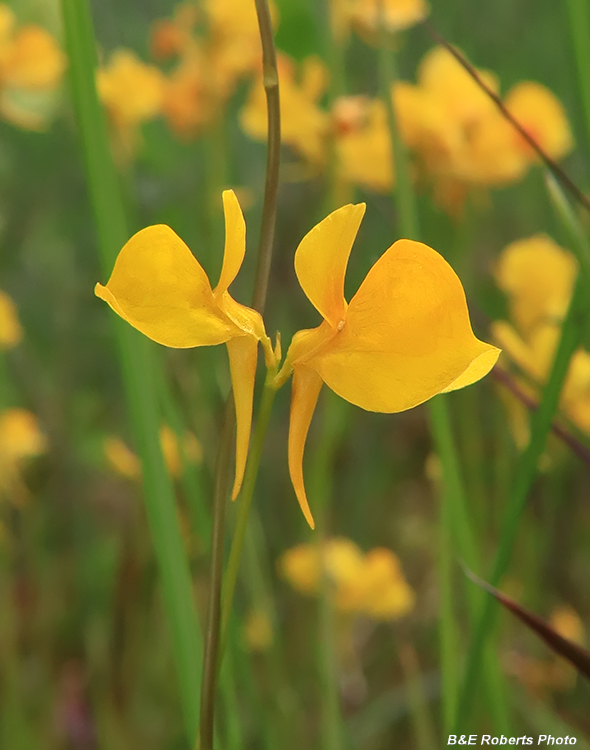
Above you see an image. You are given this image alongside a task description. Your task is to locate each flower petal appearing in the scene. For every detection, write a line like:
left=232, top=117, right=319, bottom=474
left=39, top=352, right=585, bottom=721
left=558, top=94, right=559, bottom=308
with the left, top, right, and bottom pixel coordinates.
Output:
left=294, top=203, right=366, bottom=328
left=216, top=190, right=246, bottom=295
left=308, top=239, right=499, bottom=411
left=288, top=365, right=323, bottom=529
left=95, top=224, right=235, bottom=347
left=226, top=335, right=258, bottom=500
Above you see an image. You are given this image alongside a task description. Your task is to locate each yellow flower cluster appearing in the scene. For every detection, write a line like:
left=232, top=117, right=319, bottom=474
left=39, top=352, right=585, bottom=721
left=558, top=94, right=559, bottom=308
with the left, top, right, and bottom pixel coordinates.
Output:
left=98, top=0, right=277, bottom=154
left=395, top=47, right=573, bottom=213
left=491, top=235, right=590, bottom=437
left=240, top=45, right=571, bottom=212
left=0, top=3, right=65, bottom=130
left=279, top=537, right=414, bottom=621
left=96, top=190, right=498, bottom=526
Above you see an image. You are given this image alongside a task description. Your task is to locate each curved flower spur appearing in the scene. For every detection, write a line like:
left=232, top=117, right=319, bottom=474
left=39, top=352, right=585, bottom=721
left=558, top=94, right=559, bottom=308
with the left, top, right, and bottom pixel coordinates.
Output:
left=276, top=203, right=500, bottom=529
left=95, top=189, right=274, bottom=500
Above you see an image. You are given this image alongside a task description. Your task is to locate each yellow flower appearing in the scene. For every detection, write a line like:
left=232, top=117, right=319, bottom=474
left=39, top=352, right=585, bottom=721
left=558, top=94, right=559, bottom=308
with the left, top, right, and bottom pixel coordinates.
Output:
left=0, top=408, right=47, bottom=502
left=334, top=98, right=395, bottom=192
left=242, top=609, right=273, bottom=652
left=282, top=203, right=500, bottom=527
left=162, top=49, right=210, bottom=140
left=241, top=54, right=330, bottom=166
left=104, top=435, right=142, bottom=480
left=0, top=4, right=65, bottom=130
left=97, top=49, right=165, bottom=156
left=332, top=0, right=429, bottom=39
left=279, top=537, right=414, bottom=621
left=104, top=427, right=201, bottom=480
left=95, top=190, right=272, bottom=499
left=150, top=3, right=198, bottom=62
left=491, top=235, right=590, bottom=436
left=0, top=290, right=22, bottom=349
left=495, top=234, right=576, bottom=338
left=504, top=82, right=573, bottom=163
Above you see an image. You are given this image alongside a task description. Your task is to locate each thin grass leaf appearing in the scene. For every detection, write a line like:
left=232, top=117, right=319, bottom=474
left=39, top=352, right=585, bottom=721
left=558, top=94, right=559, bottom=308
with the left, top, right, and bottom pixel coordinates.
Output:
left=61, top=0, right=202, bottom=739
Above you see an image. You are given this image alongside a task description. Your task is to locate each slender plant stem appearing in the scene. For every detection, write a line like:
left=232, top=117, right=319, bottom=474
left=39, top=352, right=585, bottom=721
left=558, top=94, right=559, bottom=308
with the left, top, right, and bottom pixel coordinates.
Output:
left=311, top=391, right=349, bottom=750
left=566, top=0, right=590, bottom=162
left=200, top=401, right=234, bottom=750
left=376, top=19, right=509, bottom=731
left=454, top=269, right=588, bottom=728
left=252, top=0, right=281, bottom=315
left=219, top=383, right=277, bottom=656
left=61, top=0, right=202, bottom=740
left=198, top=0, right=281, bottom=742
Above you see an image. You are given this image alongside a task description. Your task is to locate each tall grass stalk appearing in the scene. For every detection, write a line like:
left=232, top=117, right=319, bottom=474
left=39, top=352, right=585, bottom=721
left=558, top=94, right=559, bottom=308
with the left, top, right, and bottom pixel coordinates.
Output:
left=61, top=0, right=202, bottom=739
left=453, top=180, right=590, bottom=726
left=376, top=21, right=508, bottom=733
left=566, top=0, right=590, bottom=161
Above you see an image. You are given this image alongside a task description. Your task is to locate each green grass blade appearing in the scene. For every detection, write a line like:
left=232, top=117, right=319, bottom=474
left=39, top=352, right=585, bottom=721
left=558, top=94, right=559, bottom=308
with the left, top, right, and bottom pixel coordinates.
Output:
left=454, top=268, right=588, bottom=728
left=377, top=29, right=509, bottom=733
left=61, top=0, right=202, bottom=739
left=566, top=0, right=590, bottom=160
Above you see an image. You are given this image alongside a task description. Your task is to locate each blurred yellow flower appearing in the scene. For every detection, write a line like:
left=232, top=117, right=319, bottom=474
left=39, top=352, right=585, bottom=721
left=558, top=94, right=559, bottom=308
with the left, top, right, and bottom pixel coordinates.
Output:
left=281, top=203, right=500, bottom=527
left=103, top=435, right=142, bottom=480
left=0, top=408, right=47, bottom=503
left=495, top=235, right=576, bottom=338
left=334, top=97, right=395, bottom=192
left=279, top=537, right=414, bottom=621
left=162, top=49, right=210, bottom=140
left=150, top=3, right=198, bottom=62
left=96, top=190, right=273, bottom=499
left=241, top=54, right=330, bottom=166
left=104, top=427, right=203, bottom=481
left=242, top=609, right=274, bottom=652
left=504, top=82, right=573, bottom=163
left=97, top=49, right=165, bottom=157
left=394, top=46, right=573, bottom=213
left=0, top=290, right=22, bottom=349
left=204, top=0, right=277, bottom=101
left=491, top=235, right=590, bottom=436
left=0, top=4, right=66, bottom=130
left=331, top=0, right=429, bottom=40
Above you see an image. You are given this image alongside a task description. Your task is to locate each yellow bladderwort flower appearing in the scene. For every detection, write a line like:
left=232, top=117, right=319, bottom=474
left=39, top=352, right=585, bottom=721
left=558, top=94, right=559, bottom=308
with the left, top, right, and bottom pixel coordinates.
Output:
left=330, top=0, right=429, bottom=41
left=95, top=190, right=273, bottom=499
left=104, top=426, right=202, bottom=480
left=279, top=537, right=414, bottom=620
left=0, top=290, right=22, bottom=349
left=334, top=97, right=395, bottom=192
left=504, top=82, right=573, bottom=164
left=491, top=235, right=590, bottom=437
left=0, top=3, right=66, bottom=130
left=276, top=203, right=500, bottom=527
left=97, top=49, right=165, bottom=158
left=0, top=408, right=47, bottom=503
left=495, top=234, right=576, bottom=338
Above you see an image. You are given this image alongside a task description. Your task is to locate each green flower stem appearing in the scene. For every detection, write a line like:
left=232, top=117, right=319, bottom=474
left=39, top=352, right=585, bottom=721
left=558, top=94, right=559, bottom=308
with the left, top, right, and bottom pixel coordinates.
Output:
left=198, top=0, right=280, bottom=742
left=310, top=391, right=350, bottom=750
left=252, top=0, right=281, bottom=314
left=61, top=0, right=202, bottom=740
left=219, top=382, right=277, bottom=657
left=376, top=21, right=509, bottom=732
left=199, top=401, right=234, bottom=750
left=566, top=0, right=590, bottom=161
